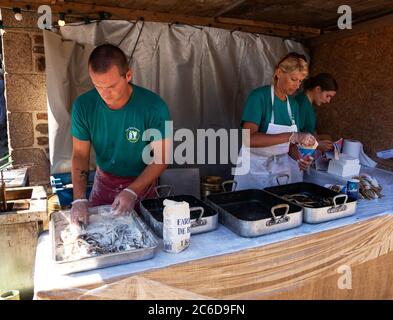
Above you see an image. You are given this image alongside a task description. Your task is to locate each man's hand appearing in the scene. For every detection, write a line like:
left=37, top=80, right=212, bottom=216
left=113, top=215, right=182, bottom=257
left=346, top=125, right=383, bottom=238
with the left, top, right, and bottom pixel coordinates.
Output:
left=298, top=156, right=313, bottom=171
left=112, top=188, right=138, bottom=216
left=71, top=199, right=89, bottom=225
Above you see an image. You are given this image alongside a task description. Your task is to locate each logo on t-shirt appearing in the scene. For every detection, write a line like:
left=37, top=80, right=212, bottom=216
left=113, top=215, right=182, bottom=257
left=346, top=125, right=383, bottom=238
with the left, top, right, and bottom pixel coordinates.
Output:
left=125, top=127, right=141, bottom=143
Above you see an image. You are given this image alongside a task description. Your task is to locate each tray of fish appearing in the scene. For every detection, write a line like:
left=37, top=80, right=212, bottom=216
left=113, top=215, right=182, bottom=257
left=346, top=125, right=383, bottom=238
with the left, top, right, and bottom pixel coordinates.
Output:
left=205, top=189, right=303, bottom=237
left=140, top=194, right=218, bottom=238
left=50, top=205, right=159, bottom=275
left=264, top=182, right=357, bottom=224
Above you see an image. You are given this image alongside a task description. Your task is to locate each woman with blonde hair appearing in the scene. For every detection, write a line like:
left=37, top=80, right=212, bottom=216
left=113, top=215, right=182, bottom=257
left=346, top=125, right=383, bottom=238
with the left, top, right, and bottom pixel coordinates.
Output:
left=233, top=52, right=317, bottom=190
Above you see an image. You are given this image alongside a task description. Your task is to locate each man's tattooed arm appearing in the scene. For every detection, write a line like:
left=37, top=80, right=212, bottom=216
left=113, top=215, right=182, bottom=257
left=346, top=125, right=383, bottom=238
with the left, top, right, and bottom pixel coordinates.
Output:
left=77, top=169, right=89, bottom=182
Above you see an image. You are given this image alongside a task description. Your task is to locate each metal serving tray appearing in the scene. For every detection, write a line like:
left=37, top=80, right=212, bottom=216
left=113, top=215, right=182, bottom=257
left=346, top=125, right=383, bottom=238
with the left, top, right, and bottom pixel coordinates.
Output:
left=140, top=194, right=219, bottom=238
left=264, top=182, right=357, bottom=224
left=206, top=189, right=303, bottom=237
left=50, top=205, right=159, bottom=275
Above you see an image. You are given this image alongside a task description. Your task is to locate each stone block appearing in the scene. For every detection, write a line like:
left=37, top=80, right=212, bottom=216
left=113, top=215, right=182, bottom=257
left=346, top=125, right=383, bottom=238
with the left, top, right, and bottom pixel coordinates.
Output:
left=8, top=113, right=34, bottom=148
left=11, top=148, right=50, bottom=184
left=36, top=113, right=48, bottom=120
left=3, top=32, right=33, bottom=73
left=4, top=74, right=47, bottom=112
left=28, top=165, right=50, bottom=185
left=37, top=137, right=49, bottom=146
left=33, top=46, right=45, bottom=54
left=33, top=35, right=44, bottom=45
left=34, top=55, right=46, bottom=73
left=35, top=124, right=48, bottom=135
left=11, top=148, right=49, bottom=167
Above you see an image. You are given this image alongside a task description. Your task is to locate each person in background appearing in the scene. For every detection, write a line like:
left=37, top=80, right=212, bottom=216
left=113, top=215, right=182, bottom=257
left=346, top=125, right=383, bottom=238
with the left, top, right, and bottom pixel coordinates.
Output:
left=70, top=44, right=171, bottom=225
left=296, top=73, right=338, bottom=152
left=233, top=52, right=317, bottom=190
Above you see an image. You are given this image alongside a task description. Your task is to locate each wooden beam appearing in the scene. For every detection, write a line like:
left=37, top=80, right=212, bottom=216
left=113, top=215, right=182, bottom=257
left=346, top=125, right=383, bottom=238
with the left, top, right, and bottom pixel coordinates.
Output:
left=0, top=0, right=320, bottom=39
left=307, top=12, right=393, bottom=47
left=213, top=0, right=248, bottom=18
left=217, top=17, right=320, bottom=35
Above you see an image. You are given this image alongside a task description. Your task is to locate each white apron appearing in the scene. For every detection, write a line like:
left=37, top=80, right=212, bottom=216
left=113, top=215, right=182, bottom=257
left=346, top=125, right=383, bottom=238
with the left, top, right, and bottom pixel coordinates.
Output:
left=289, top=156, right=304, bottom=183
left=234, top=86, right=298, bottom=190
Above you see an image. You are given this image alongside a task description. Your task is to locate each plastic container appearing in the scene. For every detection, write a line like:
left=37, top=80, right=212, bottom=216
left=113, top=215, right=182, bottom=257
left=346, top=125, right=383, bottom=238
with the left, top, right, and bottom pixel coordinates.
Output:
left=50, top=171, right=95, bottom=206
left=298, top=147, right=316, bottom=158
left=347, top=179, right=360, bottom=199
left=163, top=199, right=191, bottom=253
left=200, top=176, right=223, bottom=200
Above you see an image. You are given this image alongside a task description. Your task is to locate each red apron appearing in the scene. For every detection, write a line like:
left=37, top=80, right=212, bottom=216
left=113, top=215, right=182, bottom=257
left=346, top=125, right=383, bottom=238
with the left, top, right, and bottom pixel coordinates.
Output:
left=88, top=167, right=157, bottom=212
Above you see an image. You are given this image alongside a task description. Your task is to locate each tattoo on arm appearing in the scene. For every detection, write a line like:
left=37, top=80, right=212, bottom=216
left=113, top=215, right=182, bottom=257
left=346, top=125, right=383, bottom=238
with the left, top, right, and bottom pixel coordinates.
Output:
left=77, top=169, right=89, bottom=182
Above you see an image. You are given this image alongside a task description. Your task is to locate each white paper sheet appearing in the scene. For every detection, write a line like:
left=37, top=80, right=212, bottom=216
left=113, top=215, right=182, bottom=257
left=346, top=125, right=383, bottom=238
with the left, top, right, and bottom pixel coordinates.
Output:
left=377, top=149, right=393, bottom=160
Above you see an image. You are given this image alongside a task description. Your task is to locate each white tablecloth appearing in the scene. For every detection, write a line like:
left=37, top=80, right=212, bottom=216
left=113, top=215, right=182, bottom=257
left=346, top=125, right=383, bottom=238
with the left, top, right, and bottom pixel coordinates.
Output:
left=34, top=166, right=393, bottom=297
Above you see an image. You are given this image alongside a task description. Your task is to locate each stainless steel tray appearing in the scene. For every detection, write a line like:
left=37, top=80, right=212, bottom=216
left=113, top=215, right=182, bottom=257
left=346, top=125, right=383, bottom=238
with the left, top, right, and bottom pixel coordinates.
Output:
left=206, top=189, right=303, bottom=237
left=140, top=194, right=219, bottom=238
left=264, top=182, right=357, bottom=224
left=50, top=205, right=159, bottom=275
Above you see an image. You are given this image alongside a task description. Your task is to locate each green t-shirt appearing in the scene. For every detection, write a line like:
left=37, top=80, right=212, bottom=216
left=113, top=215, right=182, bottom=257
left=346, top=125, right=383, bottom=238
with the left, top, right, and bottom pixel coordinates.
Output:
left=71, top=84, right=171, bottom=177
left=296, top=92, right=316, bottom=134
left=241, top=85, right=301, bottom=133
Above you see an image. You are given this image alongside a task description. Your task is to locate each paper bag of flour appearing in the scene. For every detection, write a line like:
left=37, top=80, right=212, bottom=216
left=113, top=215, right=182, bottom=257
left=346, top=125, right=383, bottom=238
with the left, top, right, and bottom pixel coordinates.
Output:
left=162, top=199, right=191, bottom=253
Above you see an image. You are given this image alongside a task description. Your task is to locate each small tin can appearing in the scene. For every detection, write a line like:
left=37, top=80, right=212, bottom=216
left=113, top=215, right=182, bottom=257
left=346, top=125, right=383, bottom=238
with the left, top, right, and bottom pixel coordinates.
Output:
left=347, top=179, right=360, bottom=199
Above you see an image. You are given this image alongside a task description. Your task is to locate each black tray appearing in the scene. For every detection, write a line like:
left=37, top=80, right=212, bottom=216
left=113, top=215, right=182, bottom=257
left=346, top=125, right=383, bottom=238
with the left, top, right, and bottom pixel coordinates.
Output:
left=206, top=189, right=302, bottom=221
left=265, top=182, right=356, bottom=208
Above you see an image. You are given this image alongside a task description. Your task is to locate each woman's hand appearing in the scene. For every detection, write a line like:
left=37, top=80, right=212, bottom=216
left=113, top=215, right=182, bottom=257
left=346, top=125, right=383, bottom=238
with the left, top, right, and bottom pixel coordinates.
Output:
left=298, top=156, right=313, bottom=171
left=289, top=132, right=317, bottom=147
left=317, top=140, right=334, bottom=152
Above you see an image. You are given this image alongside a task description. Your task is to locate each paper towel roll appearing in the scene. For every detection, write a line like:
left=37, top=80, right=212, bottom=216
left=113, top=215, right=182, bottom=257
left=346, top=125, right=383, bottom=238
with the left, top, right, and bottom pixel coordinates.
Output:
left=342, top=139, right=377, bottom=168
left=343, top=139, right=361, bottom=159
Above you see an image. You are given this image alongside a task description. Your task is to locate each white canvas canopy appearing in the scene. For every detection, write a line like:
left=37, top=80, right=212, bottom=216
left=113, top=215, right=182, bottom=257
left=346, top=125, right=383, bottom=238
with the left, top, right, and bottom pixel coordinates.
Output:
left=43, top=20, right=308, bottom=175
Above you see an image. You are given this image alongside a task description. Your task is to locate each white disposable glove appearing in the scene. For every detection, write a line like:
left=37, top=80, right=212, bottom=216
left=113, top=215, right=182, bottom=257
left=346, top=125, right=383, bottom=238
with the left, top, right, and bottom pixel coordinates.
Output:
left=289, top=132, right=316, bottom=147
left=71, top=198, right=89, bottom=225
left=112, top=188, right=138, bottom=216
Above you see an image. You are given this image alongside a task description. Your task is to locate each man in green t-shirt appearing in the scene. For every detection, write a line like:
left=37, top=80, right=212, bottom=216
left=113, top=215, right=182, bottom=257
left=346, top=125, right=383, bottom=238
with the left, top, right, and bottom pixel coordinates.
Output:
left=71, top=44, right=171, bottom=225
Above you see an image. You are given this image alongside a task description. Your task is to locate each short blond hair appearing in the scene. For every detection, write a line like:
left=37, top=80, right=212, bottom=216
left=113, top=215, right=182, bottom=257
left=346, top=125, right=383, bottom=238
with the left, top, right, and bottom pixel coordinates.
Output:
left=273, top=52, right=308, bottom=84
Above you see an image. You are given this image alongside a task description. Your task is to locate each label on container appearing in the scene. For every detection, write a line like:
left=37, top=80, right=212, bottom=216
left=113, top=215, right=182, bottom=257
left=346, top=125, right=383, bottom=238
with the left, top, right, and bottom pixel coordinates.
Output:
left=347, top=179, right=360, bottom=199
left=163, top=200, right=191, bottom=253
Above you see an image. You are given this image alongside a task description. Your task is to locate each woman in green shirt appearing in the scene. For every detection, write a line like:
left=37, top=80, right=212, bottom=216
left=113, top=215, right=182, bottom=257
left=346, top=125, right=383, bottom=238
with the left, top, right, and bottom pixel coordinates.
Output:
left=233, top=52, right=317, bottom=190
left=296, top=73, right=338, bottom=152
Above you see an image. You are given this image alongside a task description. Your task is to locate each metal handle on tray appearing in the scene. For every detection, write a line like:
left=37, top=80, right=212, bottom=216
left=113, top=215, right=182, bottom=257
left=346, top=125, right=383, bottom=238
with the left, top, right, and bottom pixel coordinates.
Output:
left=221, top=180, right=237, bottom=192
left=332, top=194, right=348, bottom=207
left=276, top=174, right=290, bottom=186
left=270, top=204, right=290, bottom=222
left=190, top=206, right=205, bottom=221
left=154, top=185, right=173, bottom=198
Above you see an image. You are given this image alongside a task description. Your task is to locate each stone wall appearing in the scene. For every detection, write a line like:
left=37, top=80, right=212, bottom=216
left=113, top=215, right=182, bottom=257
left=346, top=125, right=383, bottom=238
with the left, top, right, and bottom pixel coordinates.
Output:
left=1, top=9, right=49, bottom=185
left=309, top=24, right=393, bottom=172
